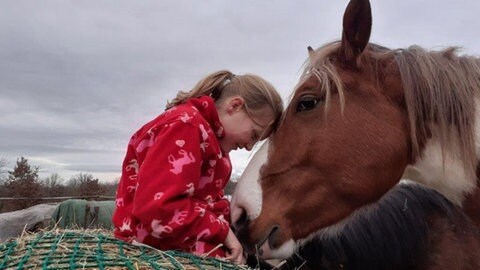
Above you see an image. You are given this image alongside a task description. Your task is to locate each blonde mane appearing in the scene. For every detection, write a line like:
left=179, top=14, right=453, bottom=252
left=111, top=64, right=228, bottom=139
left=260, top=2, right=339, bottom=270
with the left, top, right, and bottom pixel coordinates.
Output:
left=396, top=46, right=480, bottom=180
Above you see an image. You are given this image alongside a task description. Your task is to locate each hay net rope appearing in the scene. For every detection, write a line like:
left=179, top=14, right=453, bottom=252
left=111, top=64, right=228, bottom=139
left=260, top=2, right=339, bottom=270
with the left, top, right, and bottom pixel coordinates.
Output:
left=0, top=230, right=248, bottom=270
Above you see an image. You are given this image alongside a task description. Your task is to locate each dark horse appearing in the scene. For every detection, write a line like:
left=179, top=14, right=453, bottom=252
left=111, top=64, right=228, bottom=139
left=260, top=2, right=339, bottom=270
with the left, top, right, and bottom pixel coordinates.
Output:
left=273, top=183, right=480, bottom=270
left=231, top=0, right=480, bottom=269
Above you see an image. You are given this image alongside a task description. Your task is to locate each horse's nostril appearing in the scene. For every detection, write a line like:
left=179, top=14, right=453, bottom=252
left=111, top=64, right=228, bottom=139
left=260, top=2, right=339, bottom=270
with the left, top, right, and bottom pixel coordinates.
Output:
left=232, top=207, right=249, bottom=232
left=267, top=225, right=280, bottom=249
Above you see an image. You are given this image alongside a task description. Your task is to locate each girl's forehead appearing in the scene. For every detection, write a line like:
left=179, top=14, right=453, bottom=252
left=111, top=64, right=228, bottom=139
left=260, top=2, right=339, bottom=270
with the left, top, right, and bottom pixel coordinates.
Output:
left=251, top=109, right=276, bottom=139
left=251, top=108, right=274, bottom=128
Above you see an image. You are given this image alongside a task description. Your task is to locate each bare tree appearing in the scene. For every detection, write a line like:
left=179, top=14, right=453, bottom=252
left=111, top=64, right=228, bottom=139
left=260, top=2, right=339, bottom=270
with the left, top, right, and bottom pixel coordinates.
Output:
left=42, top=173, right=65, bottom=197
left=69, top=173, right=106, bottom=198
left=102, top=178, right=119, bottom=197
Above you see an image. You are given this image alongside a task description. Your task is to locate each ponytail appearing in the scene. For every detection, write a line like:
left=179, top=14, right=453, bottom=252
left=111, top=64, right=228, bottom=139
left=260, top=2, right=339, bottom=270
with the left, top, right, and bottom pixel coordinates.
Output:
left=165, top=70, right=283, bottom=139
left=166, top=70, right=235, bottom=110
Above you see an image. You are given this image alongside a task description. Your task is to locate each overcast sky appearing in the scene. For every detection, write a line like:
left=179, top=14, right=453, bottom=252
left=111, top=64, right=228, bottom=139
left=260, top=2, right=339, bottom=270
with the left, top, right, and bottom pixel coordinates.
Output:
left=1, top=0, right=480, bottom=183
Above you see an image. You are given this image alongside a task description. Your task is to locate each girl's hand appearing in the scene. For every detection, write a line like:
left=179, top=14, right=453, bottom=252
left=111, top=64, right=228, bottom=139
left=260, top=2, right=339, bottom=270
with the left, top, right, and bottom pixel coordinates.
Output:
left=224, top=228, right=246, bottom=264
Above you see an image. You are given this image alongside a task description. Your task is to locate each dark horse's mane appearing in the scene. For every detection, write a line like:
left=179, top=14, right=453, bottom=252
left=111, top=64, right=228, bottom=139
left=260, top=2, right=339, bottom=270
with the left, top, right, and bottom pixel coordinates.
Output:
left=280, top=183, right=472, bottom=270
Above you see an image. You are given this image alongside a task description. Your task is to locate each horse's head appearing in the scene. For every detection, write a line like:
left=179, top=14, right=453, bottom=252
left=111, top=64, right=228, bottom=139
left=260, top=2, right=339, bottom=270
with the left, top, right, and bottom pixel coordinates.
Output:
left=232, top=0, right=413, bottom=259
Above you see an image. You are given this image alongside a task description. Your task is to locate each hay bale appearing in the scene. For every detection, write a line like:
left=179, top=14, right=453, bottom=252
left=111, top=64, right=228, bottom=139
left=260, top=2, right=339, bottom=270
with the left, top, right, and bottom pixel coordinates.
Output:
left=0, top=229, right=248, bottom=270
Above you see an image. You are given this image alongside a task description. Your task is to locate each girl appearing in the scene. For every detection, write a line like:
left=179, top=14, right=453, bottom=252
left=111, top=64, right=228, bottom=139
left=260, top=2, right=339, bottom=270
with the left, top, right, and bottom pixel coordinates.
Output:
left=112, top=70, right=283, bottom=264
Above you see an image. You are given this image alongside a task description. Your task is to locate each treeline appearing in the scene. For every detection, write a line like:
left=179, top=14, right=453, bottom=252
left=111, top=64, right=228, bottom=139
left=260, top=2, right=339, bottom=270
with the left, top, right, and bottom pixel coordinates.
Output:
left=0, top=157, right=118, bottom=213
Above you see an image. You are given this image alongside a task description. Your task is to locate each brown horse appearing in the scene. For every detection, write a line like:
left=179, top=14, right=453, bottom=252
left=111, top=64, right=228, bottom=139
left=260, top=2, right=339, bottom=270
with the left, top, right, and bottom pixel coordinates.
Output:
left=231, top=0, right=480, bottom=268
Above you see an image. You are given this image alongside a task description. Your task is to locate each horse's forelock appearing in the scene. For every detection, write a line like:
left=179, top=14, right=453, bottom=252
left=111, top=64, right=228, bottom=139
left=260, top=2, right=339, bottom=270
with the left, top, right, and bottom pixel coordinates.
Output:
left=290, top=41, right=347, bottom=118
left=293, top=41, right=392, bottom=119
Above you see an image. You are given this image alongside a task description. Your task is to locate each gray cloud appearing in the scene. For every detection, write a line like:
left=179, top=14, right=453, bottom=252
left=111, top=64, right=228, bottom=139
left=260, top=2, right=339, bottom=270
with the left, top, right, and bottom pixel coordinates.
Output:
left=1, top=0, right=480, bottom=181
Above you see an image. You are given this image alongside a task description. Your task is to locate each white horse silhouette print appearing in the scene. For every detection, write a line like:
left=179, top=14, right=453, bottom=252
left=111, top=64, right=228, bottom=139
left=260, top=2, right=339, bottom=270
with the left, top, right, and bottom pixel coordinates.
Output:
left=119, top=217, right=132, bottom=232
left=125, top=159, right=138, bottom=173
left=126, top=183, right=138, bottom=193
left=199, top=124, right=210, bottom=152
left=210, top=214, right=228, bottom=226
left=199, top=168, right=215, bottom=189
left=192, top=228, right=212, bottom=255
left=136, top=129, right=156, bottom=153
left=199, top=124, right=209, bottom=140
left=179, top=112, right=193, bottom=123
left=126, top=159, right=139, bottom=180
left=184, top=182, right=194, bottom=197
left=168, top=149, right=196, bottom=175
left=151, top=219, right=173, bottom=239
left=200, top=142, right=210, bottom=152
left=125, top=159, right=139, bottom=179
left=169, top=209, right=189, bottom=225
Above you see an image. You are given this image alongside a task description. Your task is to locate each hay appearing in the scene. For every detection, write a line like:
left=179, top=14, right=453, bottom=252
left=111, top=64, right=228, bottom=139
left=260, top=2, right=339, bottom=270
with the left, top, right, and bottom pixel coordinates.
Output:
left=0, top=229, right=249, bottom=270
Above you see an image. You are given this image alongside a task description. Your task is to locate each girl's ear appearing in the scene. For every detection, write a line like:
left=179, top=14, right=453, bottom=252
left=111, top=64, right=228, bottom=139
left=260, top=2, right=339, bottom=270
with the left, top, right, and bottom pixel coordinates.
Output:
left=227, top=96, right=245, bottom=113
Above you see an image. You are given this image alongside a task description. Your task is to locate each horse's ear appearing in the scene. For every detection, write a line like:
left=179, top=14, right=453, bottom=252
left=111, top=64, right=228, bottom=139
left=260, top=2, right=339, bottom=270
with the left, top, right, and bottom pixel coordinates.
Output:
left=339, top=0, right=372, bottom=65
left=307, top=46, right=315, bottom=60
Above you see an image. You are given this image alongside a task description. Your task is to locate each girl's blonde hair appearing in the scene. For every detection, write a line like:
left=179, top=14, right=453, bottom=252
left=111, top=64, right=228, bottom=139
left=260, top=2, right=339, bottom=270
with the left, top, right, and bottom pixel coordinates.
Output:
left=166, top=70, right=283, bottom=137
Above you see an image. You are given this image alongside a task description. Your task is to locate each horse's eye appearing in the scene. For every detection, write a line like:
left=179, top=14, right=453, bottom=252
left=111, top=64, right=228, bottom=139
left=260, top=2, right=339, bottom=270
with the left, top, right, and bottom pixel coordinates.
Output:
left=296, top=95, right=319, bottom=112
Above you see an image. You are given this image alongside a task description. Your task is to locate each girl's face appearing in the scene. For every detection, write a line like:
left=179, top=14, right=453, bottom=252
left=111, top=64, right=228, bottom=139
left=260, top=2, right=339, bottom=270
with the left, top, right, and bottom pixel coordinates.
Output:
left=218, top=97, right=273, bottom=153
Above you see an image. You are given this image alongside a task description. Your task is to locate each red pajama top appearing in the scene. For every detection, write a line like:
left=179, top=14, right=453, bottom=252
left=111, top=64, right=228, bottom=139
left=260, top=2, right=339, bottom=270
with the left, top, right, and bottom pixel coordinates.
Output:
left=112, top=96, right=232, bottom=257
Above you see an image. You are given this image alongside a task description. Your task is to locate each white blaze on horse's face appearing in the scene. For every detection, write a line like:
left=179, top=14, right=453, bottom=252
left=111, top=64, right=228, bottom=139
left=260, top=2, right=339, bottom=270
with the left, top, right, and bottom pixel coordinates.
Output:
left=231, top=141, right=297, bottom=259
left=230, top=141, right=267, bottom=224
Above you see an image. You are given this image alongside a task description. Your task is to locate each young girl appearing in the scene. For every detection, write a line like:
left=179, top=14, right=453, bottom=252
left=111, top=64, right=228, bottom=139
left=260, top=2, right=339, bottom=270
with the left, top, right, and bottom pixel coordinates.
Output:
left=112, top=70, right=283, bottom=264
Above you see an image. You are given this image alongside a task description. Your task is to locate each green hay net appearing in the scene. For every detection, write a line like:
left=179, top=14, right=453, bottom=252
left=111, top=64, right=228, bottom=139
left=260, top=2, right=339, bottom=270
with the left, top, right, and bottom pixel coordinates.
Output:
left=0, top=230, right=248, bottom=270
